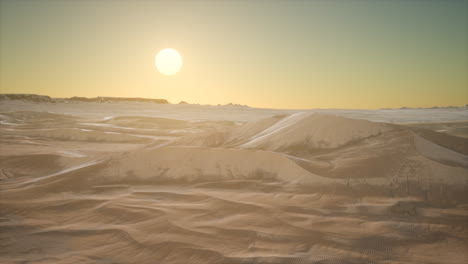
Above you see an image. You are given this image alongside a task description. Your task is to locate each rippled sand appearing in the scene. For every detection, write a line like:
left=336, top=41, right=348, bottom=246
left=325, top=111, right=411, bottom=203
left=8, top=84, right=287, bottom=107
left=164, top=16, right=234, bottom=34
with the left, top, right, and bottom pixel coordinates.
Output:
left=1, top=102, right=467, bottom=264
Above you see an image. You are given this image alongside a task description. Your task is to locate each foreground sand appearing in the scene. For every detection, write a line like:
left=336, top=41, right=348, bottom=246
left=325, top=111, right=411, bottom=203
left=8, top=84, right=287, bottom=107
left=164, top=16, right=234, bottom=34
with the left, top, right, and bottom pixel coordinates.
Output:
left=1, top=102, right=467, bottom=263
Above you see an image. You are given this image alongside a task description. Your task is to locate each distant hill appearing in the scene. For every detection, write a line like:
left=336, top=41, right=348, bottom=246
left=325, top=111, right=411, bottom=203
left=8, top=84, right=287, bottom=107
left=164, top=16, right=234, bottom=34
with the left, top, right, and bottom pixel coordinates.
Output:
left=0, top=94, right=253, bottom=108
left=0, top=94, right=169, bottom=104
left=67, top=96, right=169, bottom=104
left=380, top=105, right=468, bottom=110
left=0, top=94, right=55, bottom=103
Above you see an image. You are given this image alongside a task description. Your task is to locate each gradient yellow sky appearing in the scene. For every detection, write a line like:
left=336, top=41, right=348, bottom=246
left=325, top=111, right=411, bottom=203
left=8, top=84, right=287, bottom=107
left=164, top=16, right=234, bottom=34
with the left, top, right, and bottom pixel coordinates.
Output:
left=1, top=1, right=467, bottom=109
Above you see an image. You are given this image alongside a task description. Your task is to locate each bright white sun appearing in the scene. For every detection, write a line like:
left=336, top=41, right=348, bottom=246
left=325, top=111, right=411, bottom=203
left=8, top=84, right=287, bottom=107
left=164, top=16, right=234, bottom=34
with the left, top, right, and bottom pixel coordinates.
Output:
left=155, top=48, right=182, bottom=75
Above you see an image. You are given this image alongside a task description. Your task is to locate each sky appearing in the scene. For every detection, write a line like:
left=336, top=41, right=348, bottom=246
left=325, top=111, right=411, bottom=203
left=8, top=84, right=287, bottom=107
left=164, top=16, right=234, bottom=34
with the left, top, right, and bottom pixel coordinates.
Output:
left=1, top=0, right=467, bottom=109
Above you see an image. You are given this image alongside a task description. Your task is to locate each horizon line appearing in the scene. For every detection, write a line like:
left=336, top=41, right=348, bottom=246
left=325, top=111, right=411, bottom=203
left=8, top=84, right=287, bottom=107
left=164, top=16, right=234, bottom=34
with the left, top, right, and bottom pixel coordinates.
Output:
left=1, top=93, right=467, bottom=111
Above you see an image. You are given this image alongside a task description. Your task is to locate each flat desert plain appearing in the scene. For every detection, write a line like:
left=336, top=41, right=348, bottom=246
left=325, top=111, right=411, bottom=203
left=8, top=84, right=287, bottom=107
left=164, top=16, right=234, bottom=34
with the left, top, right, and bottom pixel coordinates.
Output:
left=1, top=100, right=467, bottom=264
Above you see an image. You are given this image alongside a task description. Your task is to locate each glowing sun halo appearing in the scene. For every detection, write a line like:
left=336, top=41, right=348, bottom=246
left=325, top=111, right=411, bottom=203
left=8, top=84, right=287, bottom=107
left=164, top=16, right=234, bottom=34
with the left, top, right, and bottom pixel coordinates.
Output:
left=155, top=48, right=182, bottom=75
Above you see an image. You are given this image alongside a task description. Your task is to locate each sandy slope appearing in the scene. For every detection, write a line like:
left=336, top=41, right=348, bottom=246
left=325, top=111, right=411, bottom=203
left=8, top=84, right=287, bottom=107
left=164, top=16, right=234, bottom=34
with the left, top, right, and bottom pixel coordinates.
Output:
left=177, top=112, right=391, bottom=151
left=1, top=103, right=467, bottom=264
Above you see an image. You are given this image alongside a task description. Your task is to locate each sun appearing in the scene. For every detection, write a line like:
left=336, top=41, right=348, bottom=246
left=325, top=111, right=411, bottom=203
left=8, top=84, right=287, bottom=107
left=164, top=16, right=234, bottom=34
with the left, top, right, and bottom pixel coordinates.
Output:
left=155, top=48, right=182, bottom=75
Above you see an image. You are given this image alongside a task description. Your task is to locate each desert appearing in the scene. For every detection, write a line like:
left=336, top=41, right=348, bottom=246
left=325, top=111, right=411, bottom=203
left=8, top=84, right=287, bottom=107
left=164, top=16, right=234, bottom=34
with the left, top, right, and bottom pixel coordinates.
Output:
left=0, top=98, right=467, bottom=264
left=1, top=1, right=467, bottom=263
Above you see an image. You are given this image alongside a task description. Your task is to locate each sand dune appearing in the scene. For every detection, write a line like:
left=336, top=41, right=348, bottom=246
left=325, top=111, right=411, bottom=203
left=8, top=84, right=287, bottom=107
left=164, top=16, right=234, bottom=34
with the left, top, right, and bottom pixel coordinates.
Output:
left=0, top=153, right=87, bottom=180
left=1, top=105, right=467, bottom=264
left=1, top=127, right=153, bottom=143
left=406, top=121, right=468, bottom=138
left=236, top=113, right=390, bottom=151
left=177, top=113, right=391, bottom=151
left=99, top=146, right=334, bottom=184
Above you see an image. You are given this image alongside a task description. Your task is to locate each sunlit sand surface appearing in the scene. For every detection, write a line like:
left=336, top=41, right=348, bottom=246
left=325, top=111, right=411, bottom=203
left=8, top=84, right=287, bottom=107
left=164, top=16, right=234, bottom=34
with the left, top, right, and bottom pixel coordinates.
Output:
left=1, top=100, right=467, bottom=264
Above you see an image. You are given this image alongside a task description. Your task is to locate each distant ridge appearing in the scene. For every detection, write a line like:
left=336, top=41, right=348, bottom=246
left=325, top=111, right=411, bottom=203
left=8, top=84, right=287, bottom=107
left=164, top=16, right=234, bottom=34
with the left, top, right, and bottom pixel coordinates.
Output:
left=0, top=94, right=169, bottom=104
left=0, top=94, right=54, bottom=103
left=0, top=94, right=250, bottom=108
left=380, top=105, right=468, bottom=110
left=67, top=96, right=169, bottom=104
left=2, top=94, right=462, bottom=109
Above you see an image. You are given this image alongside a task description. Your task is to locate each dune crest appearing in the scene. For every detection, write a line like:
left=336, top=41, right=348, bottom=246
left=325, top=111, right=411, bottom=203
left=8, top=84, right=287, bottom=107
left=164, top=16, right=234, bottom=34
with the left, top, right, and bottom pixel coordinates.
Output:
left=177, top=112, right=391, bottom=151
left=236, top=112, right=390, bottom=151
